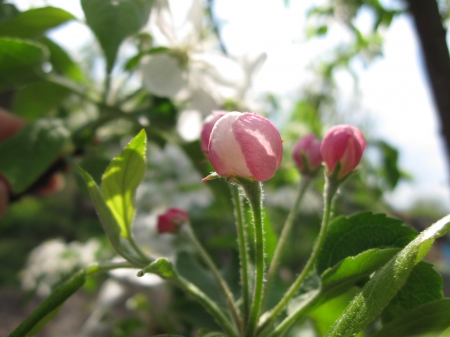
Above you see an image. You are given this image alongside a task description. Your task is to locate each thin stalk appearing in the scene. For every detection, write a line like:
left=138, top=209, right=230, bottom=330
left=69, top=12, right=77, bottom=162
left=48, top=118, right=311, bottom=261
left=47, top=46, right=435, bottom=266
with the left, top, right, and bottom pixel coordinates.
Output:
left=102, top=72, right=112, bottom=104
left=231, top=183, right=251, bottom=328
left=128, top=234, right=153, bottom=265
left=264, top=176, right=312, bottom=303
left=176, top=275, right=239, bottom=337
left=183, top=225, right=242, bottom=332
left=240, top=180, right=265, bottom=337
left=257, top=175, right=339, bottom=334
left=267, top=290, right=322, bottom=337
left=9, top=262, right=137, bottom=337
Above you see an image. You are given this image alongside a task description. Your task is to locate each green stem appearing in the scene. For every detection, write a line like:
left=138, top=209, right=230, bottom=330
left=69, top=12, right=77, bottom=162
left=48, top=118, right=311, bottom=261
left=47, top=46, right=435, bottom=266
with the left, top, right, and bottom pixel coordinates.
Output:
left=257, top=175, right=339, bottom=335
left=231, top=183, right=251, bottom=328
left=175, top=275, right=239, bottom=337
left=102, top=72, right=112, bottom=104
left=183, top=224, right=242, bottom=332
left=267, top=290, right=322, bottom=337
left=128, top=234, right=153, bottom=265
left=9, top=262, right=136, bottom=337
left=239, top=180, right=265, bottom=337
left=264, top=176, right=312, bottom=303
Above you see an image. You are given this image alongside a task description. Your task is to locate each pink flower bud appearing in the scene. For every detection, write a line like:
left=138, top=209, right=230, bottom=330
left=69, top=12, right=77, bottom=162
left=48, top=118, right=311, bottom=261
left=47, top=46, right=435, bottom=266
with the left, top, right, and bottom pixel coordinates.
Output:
left=292, top=134, right=322, bottom=175
left=321, top=125, right=366, bottom=179
left=200, top=110, right=227, bottom=156
left=208, top=111, right=283, bottom=182
left=157, top=208, right=189, bottom=234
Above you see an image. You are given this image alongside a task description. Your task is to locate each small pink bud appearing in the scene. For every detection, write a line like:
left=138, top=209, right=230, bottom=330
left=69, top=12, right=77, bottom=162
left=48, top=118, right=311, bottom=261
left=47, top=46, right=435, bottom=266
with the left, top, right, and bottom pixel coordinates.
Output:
left=208, top=111, right=283, bottom=182
left=292, top=134, right=322, bottom=175
left=157, top=208, right=189, bottom=234
left=321, top=125, right=366, bottom=179
left=200, top=110, right=228, bottom=156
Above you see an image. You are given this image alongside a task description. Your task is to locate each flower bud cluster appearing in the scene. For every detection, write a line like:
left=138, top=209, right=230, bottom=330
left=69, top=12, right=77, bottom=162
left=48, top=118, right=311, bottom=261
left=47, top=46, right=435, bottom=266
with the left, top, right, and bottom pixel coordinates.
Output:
left=200, top=110, right=366, bottom=182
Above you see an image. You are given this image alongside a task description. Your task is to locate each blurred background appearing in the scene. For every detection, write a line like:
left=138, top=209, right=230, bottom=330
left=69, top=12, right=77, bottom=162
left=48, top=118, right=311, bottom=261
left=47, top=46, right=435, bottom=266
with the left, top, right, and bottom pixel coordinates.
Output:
left=1, top=0, right=450, bottom=336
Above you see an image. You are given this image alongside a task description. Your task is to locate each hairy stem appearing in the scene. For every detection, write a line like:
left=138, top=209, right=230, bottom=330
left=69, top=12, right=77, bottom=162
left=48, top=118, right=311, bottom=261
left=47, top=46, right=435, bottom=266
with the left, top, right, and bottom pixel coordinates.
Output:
left=231, top=183, right=251, bottom=329
left=264, top=176, right=312, bottom=303
left=258, top=175, right=338, bottom=334
left=183, top=224, right=242, bottom=332
left=239, top=180, right=265, bottom=337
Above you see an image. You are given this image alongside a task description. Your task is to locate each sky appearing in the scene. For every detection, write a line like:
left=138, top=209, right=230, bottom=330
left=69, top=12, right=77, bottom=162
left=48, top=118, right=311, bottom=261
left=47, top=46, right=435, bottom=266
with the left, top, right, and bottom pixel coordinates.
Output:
left=10, top=0, right=450, bottom=211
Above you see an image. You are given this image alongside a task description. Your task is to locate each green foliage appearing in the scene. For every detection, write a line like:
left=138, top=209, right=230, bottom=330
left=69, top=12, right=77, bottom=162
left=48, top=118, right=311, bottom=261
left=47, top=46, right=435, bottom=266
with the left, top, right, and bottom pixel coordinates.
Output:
left=0, top=118, right=70, bottom=194
left=371, top=299, right=450, bottom=337
left=81, top=0, right=154, bottom=73
left=140, top=258, right=177, bottom=279
left=9, top=270, right=86, bottom=337
left=12, top=80, right=71, bottom=120
left=0, top=38, right=48, bottom=92
left=37, top=37, right=85, bottom=82
left=381, top=261, right=444, bottom=324
left=0, top=3, right=20, bottom=24
left=316, top=212, right=417, bottom=274
left=101, top=129, right=147, bottom=239
left=324, top=215, right=450, bottom=337
left=0, top=7, right=75, bottom=39
left=77, top=130, right=148, bottom=265
left=320, top=248, right=400, bottom=299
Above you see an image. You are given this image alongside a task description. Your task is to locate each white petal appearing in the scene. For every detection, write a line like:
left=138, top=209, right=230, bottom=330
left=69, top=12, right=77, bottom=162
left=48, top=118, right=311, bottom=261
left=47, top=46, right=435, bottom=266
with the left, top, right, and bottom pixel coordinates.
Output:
left=141, top=54, right=188, bottom=98
left=177, top=109, right=202, bottom=141
left=192, top=53, right=245, bottom=89
left=188, top=87, right=221, bottom=117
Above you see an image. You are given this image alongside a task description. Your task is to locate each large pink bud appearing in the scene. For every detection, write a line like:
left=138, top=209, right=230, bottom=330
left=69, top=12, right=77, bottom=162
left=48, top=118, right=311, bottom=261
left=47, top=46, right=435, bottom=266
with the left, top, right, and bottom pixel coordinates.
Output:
left=292, top=134, right=322, bottom=175
left=208, top=111, right=283, bottom=182
left=321, top=125, right=366, bottom=179
left=157, top=208, right=189, bottom=234
left=200, top=110, right=227, bottom=156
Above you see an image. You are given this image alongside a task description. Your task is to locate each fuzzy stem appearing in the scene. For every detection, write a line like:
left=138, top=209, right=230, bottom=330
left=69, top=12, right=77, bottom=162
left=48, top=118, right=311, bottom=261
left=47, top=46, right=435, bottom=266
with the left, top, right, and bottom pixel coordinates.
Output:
left=257, top=175, right=339, bottom=334
left=267, top=291, right=322, bottom=337
left=231, top=183, right=251, bottom=329
left=264, top=176, right=312, bottom=303
left=239, top=180, right=265, bottom=337
left=175, top=275, right=239, bottom=337
left=183, top=224, right=242, bottom=332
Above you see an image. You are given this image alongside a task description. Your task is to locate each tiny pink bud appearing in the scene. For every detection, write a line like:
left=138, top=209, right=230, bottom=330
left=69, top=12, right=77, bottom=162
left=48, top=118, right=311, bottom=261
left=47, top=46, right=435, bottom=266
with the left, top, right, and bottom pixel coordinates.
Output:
left=200, top=110, right=228, bottom=156
left=157, top=208, right=189, bottom=234
left=208, top=111, right=283, bottom=182
left=321, top=125, right=366, bottom=179
left=292, top=134, right=322, bottom=175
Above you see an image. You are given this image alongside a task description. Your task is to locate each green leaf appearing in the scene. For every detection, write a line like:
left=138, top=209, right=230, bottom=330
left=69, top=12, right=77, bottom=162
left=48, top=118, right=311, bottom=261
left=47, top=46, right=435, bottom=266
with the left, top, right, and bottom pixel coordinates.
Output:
left=372, top=299, right=450, bottom=337
left=316, top=212, right=417, bottom=274
left=140, top=258, right=177, bottom=280
left=37, top=37, right=85, bottom=82
left=321, top=248, right=400, bottom=299
left=0, top=7, right=75, bottom=39
left=309, top=291, right=363, bottom=337
left=12, top=80, right=71, bottom=120
left=324, top=214, right=450, bottom=337
left=0, top=3, right=20, bottom=25
left=0, top=118, right=70, bottom=194
left=77, top=166, right=122, bottom=254
left=0, top=38, right=48, bottom=92
left=81, top=0, right=154, bottom=73
left=381, top=261, right=443, bottom=324
left=124, top=46, right=171, bottom=70
left=100, top=129, right=147, bottom=239
left=9, top=270, right=86, bottom=337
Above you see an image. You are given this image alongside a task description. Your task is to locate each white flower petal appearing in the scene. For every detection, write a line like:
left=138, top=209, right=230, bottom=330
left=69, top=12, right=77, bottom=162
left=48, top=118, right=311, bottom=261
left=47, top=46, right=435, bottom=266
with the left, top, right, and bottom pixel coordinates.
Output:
left=188, top=87, right=221, bottom=116
left=193, top=53, right=245, bottom=86
left=177, top=109, right=202, bottom=141
left=141, top=54, right=188, bottom=98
